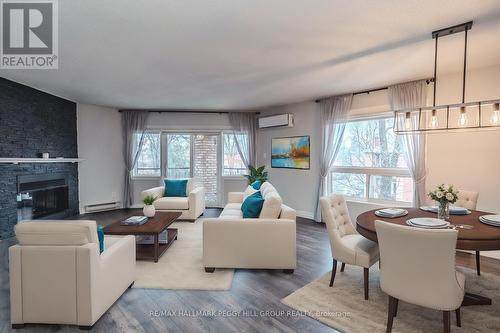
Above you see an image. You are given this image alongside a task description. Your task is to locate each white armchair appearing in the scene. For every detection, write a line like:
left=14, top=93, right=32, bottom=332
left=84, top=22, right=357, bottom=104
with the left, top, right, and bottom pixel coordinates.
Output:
left=320, top=194, right=379, bottom=300
left=375, top=220, right=465, bottom=333
left=141, top=178, right=205, bottom=221
left=9, top=220, right=135, bottom=330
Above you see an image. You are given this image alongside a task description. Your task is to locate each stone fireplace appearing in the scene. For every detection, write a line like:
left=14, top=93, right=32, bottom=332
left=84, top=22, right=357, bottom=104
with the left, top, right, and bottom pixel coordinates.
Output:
left=0, top=78, right=79, bottom=239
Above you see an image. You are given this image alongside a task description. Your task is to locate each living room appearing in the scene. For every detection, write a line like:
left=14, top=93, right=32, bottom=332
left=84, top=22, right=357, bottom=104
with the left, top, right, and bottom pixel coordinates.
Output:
left=2, top=1, right=500, bottom=332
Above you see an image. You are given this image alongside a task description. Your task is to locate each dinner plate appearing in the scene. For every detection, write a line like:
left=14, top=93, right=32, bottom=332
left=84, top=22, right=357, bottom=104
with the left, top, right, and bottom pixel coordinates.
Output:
left=480, top=215, right=500, bottom=223
left=407, top=217, right=449, bottom=227
left=479, top=217, right=500, bottom=228
left=406, top=220, right=450, bottom=229
left=419, top=206, right=471, bottom=215
left=375, top=208, right=408, bottom=218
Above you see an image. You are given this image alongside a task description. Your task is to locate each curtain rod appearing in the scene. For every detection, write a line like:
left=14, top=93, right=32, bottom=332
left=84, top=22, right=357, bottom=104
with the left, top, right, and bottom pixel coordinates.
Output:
left=119, top=110, right=260, bottom=114
left=314, top=78, right=435, bottom=103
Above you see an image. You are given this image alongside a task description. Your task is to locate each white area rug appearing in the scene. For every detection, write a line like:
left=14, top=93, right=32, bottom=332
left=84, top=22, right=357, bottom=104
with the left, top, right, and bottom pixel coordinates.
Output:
left=133, top=219, right=234, bottom=290
left=282, top=266, right=500, bottom=332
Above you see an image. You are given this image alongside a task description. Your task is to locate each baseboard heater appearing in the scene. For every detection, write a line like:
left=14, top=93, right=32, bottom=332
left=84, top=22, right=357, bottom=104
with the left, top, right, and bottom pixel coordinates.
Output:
left=84, top=201, right=121, bottom=213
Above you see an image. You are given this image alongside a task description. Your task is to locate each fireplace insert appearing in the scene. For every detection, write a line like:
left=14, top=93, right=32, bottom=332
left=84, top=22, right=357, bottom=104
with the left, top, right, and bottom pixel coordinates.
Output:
left=17, top=173, right=70, bottom=221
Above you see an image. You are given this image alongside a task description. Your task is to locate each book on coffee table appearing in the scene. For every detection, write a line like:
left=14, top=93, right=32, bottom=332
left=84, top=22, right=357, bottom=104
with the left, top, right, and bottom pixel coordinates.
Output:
left=120, top=216, right=148, bottom=226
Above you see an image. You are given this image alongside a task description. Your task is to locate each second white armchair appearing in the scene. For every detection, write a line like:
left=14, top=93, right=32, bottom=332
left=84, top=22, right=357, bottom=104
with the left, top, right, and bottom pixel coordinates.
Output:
left=141, top=178, right=205, bottom=221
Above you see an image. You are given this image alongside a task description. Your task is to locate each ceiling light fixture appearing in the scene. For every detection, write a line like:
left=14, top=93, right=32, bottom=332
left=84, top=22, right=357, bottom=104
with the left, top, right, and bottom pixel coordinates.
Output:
left=491, top=103, right=500, bottom=125
left=429, top=109, right=438, bottom=129
left=394, top=21, right=500, bottom=133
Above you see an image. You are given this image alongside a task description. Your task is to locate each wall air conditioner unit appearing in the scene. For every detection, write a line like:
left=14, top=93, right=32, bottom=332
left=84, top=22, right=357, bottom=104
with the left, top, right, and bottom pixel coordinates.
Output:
left=84, top=201, right=121, bottom=213
left=258, top=114, right=294, bottom=129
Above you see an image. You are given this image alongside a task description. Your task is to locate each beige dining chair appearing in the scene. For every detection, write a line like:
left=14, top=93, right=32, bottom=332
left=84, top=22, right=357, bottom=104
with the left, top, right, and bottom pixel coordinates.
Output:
left=456, top=190, right=480, bottom=275
left=320, top=194, right=379, bottom=300
left=375, top=220, right=465, bottom=333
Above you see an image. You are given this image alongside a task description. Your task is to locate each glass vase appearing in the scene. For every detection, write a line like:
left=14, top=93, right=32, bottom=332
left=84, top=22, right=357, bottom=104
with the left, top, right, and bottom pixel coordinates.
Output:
left=438, top=202, right=450, bottom=220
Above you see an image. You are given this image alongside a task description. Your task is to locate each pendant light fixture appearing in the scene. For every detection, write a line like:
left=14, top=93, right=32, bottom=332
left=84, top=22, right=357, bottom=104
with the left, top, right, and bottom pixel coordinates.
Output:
left=394, top=21, right=500, bottom=133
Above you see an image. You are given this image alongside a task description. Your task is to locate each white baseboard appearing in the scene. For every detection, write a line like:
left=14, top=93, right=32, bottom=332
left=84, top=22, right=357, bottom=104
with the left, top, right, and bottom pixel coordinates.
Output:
left=129, top=205, right=317, bottom=221
left=296, top=210, right=315, bottom=221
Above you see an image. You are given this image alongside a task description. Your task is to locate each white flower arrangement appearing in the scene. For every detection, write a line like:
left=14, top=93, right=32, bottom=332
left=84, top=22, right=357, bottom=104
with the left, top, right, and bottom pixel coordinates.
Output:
left=428, top=184, right=459, bottom=204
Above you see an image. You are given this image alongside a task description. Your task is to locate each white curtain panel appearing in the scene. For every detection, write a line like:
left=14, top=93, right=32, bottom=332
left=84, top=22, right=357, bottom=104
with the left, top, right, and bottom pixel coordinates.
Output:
left=388, top=80, right=428, bottom=207
left=314, top=94, right=353, bottom=222
left=122, top=110, right=149, bottom=208
left=228, top=112, right=256, bottom=168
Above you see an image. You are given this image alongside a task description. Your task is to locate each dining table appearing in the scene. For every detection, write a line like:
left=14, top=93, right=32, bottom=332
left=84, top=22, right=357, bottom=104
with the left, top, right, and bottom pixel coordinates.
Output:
left=356, top=207, right=500, bottom=306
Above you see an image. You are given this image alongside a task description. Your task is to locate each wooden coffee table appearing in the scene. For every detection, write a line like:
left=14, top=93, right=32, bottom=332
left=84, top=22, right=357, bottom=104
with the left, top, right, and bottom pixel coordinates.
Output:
left=103, top=212, right=181, bottom=262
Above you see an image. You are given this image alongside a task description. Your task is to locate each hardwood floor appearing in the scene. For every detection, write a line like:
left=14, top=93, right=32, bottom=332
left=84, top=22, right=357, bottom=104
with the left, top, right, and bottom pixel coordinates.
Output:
left=1, top=209, right=499, bottom=333
left=0, top=209, right=337, bottom=333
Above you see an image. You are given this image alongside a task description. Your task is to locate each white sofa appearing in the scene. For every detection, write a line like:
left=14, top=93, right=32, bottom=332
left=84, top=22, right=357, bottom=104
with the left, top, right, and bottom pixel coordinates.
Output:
left=141, top=178, right=205, bottom=221
left=203, top=181, right=297, bottom=273
left=9, top=220, right=135, bottom=330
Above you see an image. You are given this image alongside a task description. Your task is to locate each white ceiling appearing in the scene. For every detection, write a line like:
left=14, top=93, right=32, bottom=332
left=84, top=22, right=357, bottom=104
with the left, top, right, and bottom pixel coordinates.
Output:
left=2, top=0, right=500, bottom=110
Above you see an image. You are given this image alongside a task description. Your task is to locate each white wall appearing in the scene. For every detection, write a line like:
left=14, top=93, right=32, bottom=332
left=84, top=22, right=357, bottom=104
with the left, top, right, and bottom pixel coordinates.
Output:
left=77, top=104, right=124, bottom=212
left=75, top=65, right=500, bottom=225
left=426, top=66, right=500, bottom=213
left=255, top=64, right=500, bottom=219
left=256, top=101, right=321, bottom=219
left=146, top=112, right=231, bottom=130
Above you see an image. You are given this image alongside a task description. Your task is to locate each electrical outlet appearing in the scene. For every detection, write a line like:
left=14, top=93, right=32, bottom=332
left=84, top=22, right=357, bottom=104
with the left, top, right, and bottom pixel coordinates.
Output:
left=263, top=152, right=267, bottom=159
left=111, top=191, right=117, bottom=201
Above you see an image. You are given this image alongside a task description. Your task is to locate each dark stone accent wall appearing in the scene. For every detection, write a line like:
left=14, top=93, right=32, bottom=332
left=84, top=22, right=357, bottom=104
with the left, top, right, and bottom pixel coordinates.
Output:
left=0, top=78, right=79, bottom=239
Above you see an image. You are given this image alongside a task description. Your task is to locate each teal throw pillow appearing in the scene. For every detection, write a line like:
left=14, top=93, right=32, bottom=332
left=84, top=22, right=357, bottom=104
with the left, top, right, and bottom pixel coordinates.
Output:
left=164, top=179, right=188, bottom=197
left=241, top=191, right=264, bottom=218
left=97, top=226, right=104, bottom=254
left=250, top=180, right=262, bottom=190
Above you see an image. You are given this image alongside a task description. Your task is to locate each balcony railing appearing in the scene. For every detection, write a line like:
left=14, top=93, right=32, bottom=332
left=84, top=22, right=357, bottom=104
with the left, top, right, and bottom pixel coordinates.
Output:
left=166, top=167, right=191, bottom=179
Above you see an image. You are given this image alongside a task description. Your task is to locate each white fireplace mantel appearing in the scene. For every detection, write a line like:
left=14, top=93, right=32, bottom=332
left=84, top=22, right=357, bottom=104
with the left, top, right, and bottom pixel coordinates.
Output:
left=0, top=158, right=84, bottom=164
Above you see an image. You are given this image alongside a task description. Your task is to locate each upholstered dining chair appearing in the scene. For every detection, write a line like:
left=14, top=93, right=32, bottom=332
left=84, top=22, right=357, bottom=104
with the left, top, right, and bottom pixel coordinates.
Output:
left=456, top=189, right=481, bottom=275
left=320, top=194, right=379, bottom=300
left=375, top=220, right=465, bottom=333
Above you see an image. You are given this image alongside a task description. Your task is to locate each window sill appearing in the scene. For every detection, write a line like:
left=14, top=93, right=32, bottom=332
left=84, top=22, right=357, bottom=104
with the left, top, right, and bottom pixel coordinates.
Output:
left=344, top=197, right=411, bottom=207
left=132, top=176, right=162, bottom=181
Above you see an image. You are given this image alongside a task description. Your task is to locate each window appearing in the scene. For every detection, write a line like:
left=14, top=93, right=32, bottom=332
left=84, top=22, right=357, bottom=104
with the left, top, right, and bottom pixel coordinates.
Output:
left=222, top=133, right=248, bottom=176
left=166, top=134, right=191, bottom=179
left=329, top=117, right=413, bottom=203
left=133, top=132, right=161, bottom=177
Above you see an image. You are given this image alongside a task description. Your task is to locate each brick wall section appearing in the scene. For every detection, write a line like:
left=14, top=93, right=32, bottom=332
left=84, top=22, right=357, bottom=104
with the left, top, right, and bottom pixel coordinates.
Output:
left=0, top=78, right=79, bottom=239
left=193, top=134, right=218, bottom=206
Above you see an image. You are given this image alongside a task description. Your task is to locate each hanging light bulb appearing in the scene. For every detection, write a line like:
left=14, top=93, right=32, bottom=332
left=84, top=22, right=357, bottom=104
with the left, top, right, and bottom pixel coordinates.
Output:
left=458, top=106, right=468, bottom=127
left=404, top=112, right=412, bottom=130
left=429, top=109, right=438, bottom=128
left=490, top=103, right=500, bottom=125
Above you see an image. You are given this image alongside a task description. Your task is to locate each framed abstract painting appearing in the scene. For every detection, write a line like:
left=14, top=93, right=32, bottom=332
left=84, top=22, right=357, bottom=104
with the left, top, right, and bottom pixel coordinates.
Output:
left=271, top=135, right=310, bottom=170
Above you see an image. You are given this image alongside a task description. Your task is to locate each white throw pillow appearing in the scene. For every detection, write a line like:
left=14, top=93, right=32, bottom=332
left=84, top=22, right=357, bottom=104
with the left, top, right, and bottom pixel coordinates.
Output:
left=259, top=191, right=282, bottom=219
left=186, top=178, right=194, bottom=195
left=260, top=181, right=271, bottom=192
left=244, top=185, right=258, bottom=199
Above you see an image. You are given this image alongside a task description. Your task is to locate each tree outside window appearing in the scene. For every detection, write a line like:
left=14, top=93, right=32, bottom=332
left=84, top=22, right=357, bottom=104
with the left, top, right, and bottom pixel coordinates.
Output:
left=223, top=133, right=247, bottom=176
left=134, top=132, right=161, bottom=176
left=331, top=117, right=413, bottom=203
